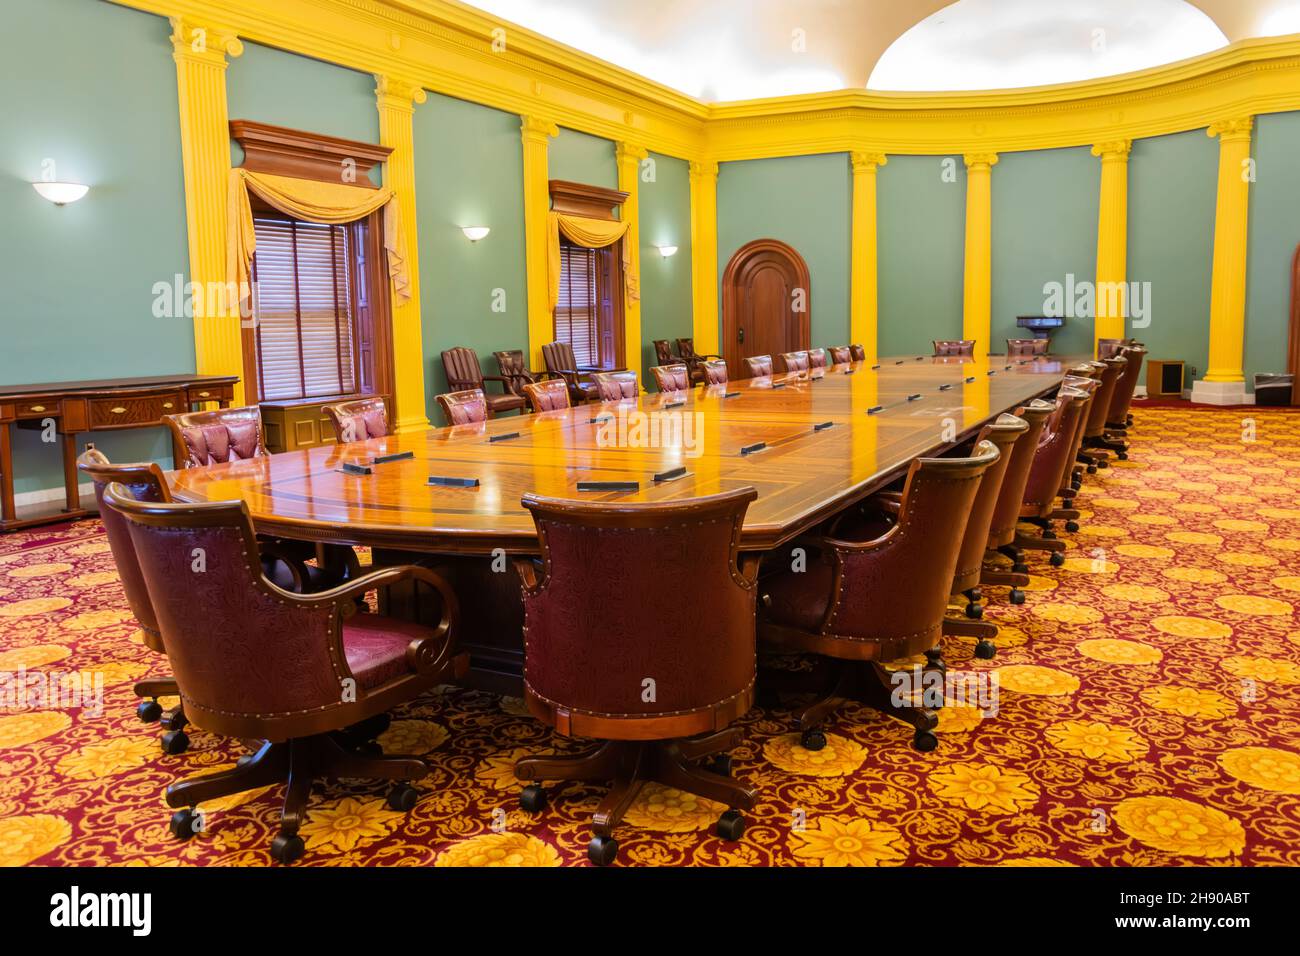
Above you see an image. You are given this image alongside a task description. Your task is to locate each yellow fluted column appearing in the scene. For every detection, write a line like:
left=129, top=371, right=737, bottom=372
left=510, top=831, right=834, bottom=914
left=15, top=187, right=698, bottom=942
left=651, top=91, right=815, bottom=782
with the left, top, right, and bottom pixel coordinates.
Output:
left=521, top=115, right=558, bottom=369
left=376, top=75, right=429, bottom=430
left=1198, top=116, right=1253, bottom=402
left=169, top=16, right=244, bottom=403
left=1092, top=139, right=1131, bottom=350
left=617, top=142, right=648, bottom=374
left=850, top=151, right=886, bottom=365
left=962, top=152, right=998, bottom=351
left=689, top=159, right=720, bottom=357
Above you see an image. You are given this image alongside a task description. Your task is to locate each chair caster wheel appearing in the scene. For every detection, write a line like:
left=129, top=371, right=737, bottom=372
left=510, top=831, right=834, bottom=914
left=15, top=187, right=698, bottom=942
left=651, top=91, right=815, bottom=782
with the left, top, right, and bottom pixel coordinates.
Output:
left=716, top=809, right=746, bottom=841
left=1042, top=529, right=1057, bottom=540
left=160, top=710, right=188, bottom=732
left=975, top=640, right=997, bottom=660
left=965, top=602, right=983, bottom=620
left=800, top=728, right=827, bottom=751
left=1087, top=464, right=1097, bottom=474
left=1049, top=552, right=1065, bottom=567
left=169, top=808, right=198, bottom=841
left=1012, top=563, right=1029, bottom=575
left=588, top=835, right=618, bottom=867
left=270, top=832, right=305, bottom=865
left=708, top=754, right=733, bottom=777
left=161, top=730, right=189, bottom=755
left=137, top=700, right=163, bottom=723
left=1117, top=452, right=1128, bottom=461
left=1009, top=588, right=1026, bottom=605
left=1097, top=459, right=1109, bottom=469
left=520, top=784, right=548, bottom=813
left=1065, top=521, right=1080, bottom=533
left=912, top=729, right=939, bottom=752
left=386, top=784, right=419, bottom=812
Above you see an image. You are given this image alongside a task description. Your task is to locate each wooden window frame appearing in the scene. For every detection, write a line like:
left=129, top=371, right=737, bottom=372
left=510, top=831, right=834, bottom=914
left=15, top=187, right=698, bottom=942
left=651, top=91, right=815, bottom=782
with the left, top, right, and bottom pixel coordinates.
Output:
left=549, top=180, right=629, bottom=371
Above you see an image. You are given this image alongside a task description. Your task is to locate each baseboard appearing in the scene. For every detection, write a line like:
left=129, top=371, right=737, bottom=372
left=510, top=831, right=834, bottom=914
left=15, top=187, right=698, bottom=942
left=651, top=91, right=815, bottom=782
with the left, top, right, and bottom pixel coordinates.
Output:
left=14, top=482, right=95, bottom=510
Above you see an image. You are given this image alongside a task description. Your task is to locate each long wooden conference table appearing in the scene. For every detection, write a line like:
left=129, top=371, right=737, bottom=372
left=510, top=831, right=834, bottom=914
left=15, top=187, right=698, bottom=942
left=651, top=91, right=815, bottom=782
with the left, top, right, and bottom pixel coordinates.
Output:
left=171, top=354, right=1079, bottom=688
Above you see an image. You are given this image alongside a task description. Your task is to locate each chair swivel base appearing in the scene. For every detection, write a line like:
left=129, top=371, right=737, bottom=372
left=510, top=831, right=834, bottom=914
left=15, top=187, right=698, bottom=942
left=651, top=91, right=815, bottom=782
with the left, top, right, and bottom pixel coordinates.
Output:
left=516, top=730, right=755, bottom=866
left=1015, top=527, right=1067, bottom=567
left=793, top=658, right=941, bottom=753
left=166, top=733, right=427, bottom=864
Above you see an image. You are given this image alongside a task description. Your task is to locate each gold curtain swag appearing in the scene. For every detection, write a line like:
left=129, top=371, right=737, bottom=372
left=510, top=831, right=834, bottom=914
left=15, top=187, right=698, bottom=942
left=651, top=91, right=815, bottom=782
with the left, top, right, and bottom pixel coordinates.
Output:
left=228, top=168, right=412, bottom=312
left=547, top=212, right=639, bottom=312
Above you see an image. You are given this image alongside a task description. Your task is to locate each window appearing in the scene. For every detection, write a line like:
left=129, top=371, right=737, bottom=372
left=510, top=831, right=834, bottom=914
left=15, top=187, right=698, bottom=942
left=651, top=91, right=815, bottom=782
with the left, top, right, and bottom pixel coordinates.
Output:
left=555, top=241, right=600, bottom=367
left=251, top=216, right=357, bottom=401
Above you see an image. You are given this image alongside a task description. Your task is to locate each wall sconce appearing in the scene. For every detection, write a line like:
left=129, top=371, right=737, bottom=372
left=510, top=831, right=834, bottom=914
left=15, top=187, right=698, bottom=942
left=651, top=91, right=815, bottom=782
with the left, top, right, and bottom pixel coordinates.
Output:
left=462, top=226, right=490, bottom=242
left=32, top=182, right=89, bottom=206
left=656, top=244, right=678, bottom=258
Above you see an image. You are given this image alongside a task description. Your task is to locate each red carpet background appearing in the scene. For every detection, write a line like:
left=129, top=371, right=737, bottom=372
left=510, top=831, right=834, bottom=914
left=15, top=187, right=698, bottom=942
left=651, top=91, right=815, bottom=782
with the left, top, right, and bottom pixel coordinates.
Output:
left=1, top=407, right=1298, bottom=866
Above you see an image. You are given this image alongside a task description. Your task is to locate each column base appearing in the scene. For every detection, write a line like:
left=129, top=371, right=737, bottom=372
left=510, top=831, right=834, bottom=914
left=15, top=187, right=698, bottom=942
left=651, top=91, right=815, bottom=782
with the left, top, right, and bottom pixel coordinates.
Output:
left=1190, top=379, right=1250, bottom=406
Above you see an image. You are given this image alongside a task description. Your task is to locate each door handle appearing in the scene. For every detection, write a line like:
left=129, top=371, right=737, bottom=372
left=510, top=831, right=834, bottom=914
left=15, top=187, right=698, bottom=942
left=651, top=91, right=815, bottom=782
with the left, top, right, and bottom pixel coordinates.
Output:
left=738, top=328, right=745, bottom=343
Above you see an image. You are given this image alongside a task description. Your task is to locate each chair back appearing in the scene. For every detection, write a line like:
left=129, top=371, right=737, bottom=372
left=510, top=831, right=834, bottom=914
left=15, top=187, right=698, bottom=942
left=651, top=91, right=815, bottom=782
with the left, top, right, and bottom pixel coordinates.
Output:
left=542, top=341, right=579, bottom=375
left=807, top=348, right=828, bottom=369
left=986, top=399, right=1054, bottom=547
left=829, top=346, right=852, bottom=365
left=744, top=354, right=773, bottom=377
left=1086, top=357, right=1126, bottom=436
left=651, top=364, right=690, bottom=393
left=951, top=415, right=1028, bottom=592
left=165, top=406, right=267, bottom=468
left=781, top=351, right=810, bottom=372
left=1097, top=337, right=1138, bottom=359
left=1006, top=338, right=1049, bottom=356
left=321, top=396, right=389, bottom=443
left=653, top=340, right=674, bottom=365
left=1022, top=389, right=1090, bottom=515
left=493, top=349, right=534, bottom=397
left=441, top=347, right=485, bottom=392
left=1108, top=345, right=1146, bottom=424
left=675, top=338, right=699, bottom=365
left=702, top=359, right=728, bottom=386
left=522, top=378, right=570, bottom=413
left=592, top=370, right=638, bottom=401
left=933, top=339, right=976, bottom=357
left=848, top=344, right=866, bottom=362
left=436, top=388, right=488, bottom=425
left=518, top=488, right=759, bottom=736
left=76, top=449, right=171, bottom=652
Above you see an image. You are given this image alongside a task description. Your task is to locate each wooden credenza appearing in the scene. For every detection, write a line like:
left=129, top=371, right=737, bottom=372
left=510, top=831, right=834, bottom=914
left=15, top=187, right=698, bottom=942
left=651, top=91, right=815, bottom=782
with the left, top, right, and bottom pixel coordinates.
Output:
left=0, top=374, right=238, bottom=531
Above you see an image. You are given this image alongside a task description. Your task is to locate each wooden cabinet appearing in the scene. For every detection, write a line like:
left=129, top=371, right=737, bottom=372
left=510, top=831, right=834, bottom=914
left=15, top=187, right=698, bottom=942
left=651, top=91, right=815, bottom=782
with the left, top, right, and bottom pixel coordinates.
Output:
left=260, top=395, right=373, bottom=453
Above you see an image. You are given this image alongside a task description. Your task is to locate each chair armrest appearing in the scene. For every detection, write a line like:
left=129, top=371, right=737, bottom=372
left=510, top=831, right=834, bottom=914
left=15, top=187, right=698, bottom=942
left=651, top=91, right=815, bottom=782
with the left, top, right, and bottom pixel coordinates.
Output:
left=256, top=540, right=309, bottom=592
left=513, top=556, right=543, bottom=594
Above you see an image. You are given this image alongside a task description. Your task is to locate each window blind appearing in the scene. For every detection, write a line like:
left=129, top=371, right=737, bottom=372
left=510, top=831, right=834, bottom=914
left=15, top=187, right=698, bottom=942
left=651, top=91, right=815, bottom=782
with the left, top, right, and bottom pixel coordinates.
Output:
left=555, top=242, right=599, bottom=368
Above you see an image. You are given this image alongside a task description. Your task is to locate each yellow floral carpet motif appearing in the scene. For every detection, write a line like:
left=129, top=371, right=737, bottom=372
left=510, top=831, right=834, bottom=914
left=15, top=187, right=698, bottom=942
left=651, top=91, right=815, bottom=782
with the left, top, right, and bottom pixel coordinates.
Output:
left=0, top=407, right=1298, bottom=866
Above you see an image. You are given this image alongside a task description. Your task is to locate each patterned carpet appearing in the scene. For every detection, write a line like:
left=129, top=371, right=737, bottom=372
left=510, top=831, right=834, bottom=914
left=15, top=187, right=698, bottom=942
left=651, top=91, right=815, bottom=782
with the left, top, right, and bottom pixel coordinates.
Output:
left=1, top=406, right=1298, bottom=867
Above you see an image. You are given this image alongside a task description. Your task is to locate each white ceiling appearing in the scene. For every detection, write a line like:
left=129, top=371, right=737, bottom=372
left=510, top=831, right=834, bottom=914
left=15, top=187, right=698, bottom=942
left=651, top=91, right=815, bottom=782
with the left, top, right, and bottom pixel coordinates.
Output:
left=461, top=0, right=1300, bottom=100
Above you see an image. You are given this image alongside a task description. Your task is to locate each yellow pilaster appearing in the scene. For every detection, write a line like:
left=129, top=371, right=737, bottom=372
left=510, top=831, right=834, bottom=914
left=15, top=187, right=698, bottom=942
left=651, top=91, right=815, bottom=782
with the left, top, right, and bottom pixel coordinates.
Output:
left=616, top=142, right=648, bottom=375
left=689, top=159, right=720, bottom=357
left=521, top=115, right=558, bottom=369
left=1204, top=116, right=1253, bottom=384
left=1092, top=140, right=1132, bottom=350
left=169, top=16, right=244, bottom=404
left=850, top=151, right=886, bottom=365
left=962, top=153, right=998, bottom=350
left=375, top=74, right=429, bottom=430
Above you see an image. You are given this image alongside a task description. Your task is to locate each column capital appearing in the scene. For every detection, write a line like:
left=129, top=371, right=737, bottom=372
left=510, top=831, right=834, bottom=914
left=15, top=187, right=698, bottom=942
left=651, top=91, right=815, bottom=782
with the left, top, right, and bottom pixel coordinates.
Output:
left=1091, top=139, right=1132, bottom=161
left=616, top=142, right=649, bottom=165
left=168, top=15, right=242, bottom=65
left=375, top=75, right=427, bottom=111
left=520, top=114, right=559, bottom=142
left=963, top=152, right=999, bottom=170
left=1208, top=116, right=1254, bottom=142
left=851, top=151, right=888, bottom=173
left=689, top=159, right=719, bottom=179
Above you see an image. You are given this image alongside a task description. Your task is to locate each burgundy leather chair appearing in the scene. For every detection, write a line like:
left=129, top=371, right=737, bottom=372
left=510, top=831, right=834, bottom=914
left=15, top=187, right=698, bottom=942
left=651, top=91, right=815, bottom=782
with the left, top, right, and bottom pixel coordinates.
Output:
left=781, top=351, right=810, bottom=373
left=701, top=359, right=728, bottom=386
left=441, top=347, right=525, bottom=416
left=652, top=340, right=674, bottom=366
left=744, top=354, right=774, bottom=378
left=1078, top=356, right=1126, bottom=466
left=512, top=488, right=760, bottom=866
left=493, top=349, right=546, bottom=402
left=1015, top=387, right=1092, bottom=567
left=758, top=443, right=1000, bottom=751
left=1006, top=338, right=1049, bottom=356
left=676, top=338, right=721, bottom=385
left=806, top=348, right=828, bottom=370
left=436, top=388, right=488, bottom=425
left=1097, top=337, right=1138, bottom=359
left=980, top=399, right=1055, bottom=602
left=651, top=363, right=690, bottom=393
left=591, top=370, right=639, bottom=401
left=829, top=346, right=852, bottom=365
left=321, top=396, right=390, bottom=443
left=165, top=406, right=267, bottom=469
left=933, top=339, right=976, bottom=357
left=848, top=344, right=866, bottom=362
left=542, top=341, right=603, bottom=404
left=1108, top=345, right=1146, bottom=430
left=522, top=378, right=570, bottom=413
left=106, top=488, right=465, bottom=864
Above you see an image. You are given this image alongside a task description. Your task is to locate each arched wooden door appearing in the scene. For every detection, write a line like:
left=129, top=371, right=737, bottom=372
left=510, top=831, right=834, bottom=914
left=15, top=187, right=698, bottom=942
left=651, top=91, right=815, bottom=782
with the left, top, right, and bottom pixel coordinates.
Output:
left=722, top=239, right=811, bottom=377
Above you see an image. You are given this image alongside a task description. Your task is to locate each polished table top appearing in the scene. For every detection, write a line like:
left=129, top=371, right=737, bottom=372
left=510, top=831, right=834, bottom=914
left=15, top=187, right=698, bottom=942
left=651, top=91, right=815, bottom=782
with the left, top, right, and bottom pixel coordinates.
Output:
left=170, top=355, right=1080, bottom=554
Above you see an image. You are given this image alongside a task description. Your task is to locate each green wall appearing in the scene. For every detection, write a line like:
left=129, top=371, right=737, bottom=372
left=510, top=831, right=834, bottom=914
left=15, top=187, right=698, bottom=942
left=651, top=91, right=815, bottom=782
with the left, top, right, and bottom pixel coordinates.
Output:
left=413, top=92, right=528, bottom=418
left=637, top=152, right=693, bottom=381
left=1245, top=111, right=1300, bottom=387
left=992, top=147, right=1099, bottom=357
left=548, top=127, right=617, bottom=189
left=716, top=153, right=852, bottom=353
left=0, top=0, right=189, bottom=493
left=877, top=155, right=965, bottom=356
left=1128, top=129, right=1218, bottom=385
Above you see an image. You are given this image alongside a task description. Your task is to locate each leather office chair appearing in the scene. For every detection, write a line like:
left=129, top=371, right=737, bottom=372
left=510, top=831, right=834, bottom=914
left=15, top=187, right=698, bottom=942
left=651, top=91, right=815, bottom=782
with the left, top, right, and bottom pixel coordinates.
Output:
left=758, top=443, right=1000, bottom=751
left=701, top=359, right=728, bottom=386
left=1107, top=345, right=1146, bottom=430
left=652, top=339, right=675, bottom=366
left=513, top=488, right=760, bottom=866
left=1007, top=338, right=1049, bottom=356
left=933, top=339, right=976, bottom=357
left=493, top=349, right=545, bottom=401
left=676, top=338, right=721, bottom=385
left=829, top=346, right=852, bottom=365
left=592, top=370, right=639, bottom=401
left=1080, top=356, right=1127, bottom=465
left=980, top=399, right=1055, bottom=602
left=807, top=348, right=828, bottom=370
left=1015, top=387, right=1091, bottom=567
left=848, top=344, right=866, bottom=362
left=165, top=406, right=268, bottom=468
left=106, top=487, right=465, bottom=864
left=542, top=341, right=604, bottom=404
left=321, top=396, right=389, bottom=443
left=522, top=378, right=571, bottom=413
left=1096, top=337, right=1138, bottom=359
left=745, top=354, right=774, bottom=377
left=442, top=347, right=526, bottom=417
left=651, top=363, right=690, bottom=393
left=436, top=388, right=489, bottom=425
left=781, top=351, right=810, bottom=372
